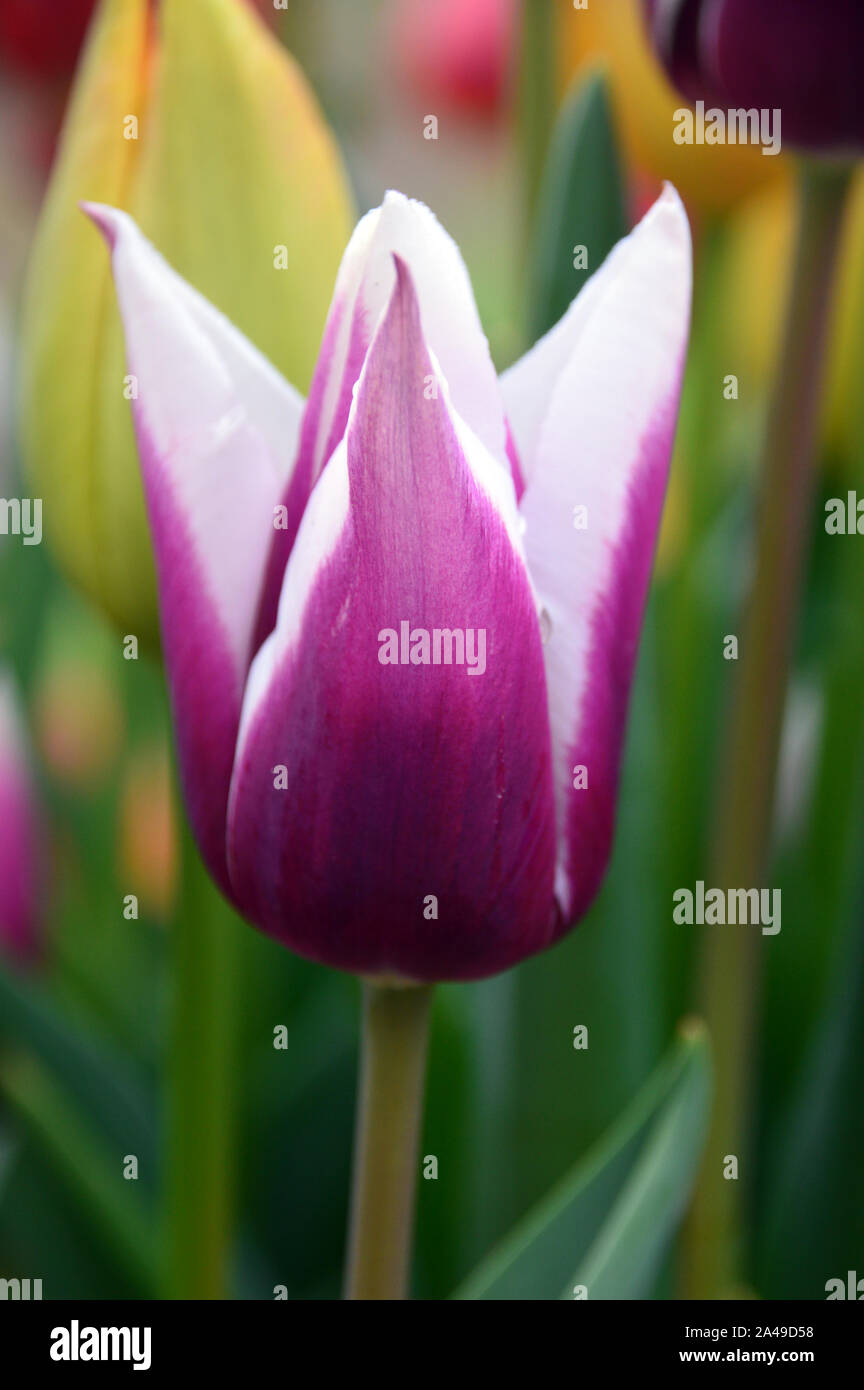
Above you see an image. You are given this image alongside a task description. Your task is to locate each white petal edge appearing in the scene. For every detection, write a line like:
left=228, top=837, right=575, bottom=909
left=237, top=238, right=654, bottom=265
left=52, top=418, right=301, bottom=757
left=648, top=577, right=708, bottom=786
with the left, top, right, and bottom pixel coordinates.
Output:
left=85, top=203, right=305, bottom=672
left=518, top=185, right=692, bottom=913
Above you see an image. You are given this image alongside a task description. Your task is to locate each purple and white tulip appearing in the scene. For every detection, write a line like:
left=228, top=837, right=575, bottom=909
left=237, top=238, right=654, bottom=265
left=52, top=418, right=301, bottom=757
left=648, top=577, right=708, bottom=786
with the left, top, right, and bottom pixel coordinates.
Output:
left=86, top=187, right=690, bottom=982
left=0, top=674, right=42, bottom=968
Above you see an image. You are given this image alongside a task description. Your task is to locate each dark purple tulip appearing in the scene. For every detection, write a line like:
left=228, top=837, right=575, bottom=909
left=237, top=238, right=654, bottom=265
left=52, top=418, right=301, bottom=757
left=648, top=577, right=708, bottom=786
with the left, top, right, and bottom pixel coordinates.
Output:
left=643, top=0, right=864, bottom=154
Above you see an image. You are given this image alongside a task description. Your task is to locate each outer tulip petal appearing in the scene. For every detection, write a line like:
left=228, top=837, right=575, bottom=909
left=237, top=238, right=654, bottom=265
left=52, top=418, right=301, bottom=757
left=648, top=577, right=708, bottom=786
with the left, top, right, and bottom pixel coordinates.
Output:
left=228, top=259, right=558, bottom=981
left=513, top=187, right=691, bottom=923
left=87, top=204, right=303, bottom=893
left=253, top=190, right=510, bottom=645
left=642, top=0, right=713, bottom=102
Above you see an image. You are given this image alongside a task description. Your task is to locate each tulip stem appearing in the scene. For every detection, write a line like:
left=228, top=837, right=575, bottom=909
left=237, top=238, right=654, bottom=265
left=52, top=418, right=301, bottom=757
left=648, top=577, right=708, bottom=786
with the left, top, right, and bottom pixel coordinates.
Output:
left=682, top=159, right=853, bottom=1299
left=164, top=818, right=238, bottom=1299
left=344, top=981, right=433, bottom=1300
left=518, top=0, right=556, bottom=241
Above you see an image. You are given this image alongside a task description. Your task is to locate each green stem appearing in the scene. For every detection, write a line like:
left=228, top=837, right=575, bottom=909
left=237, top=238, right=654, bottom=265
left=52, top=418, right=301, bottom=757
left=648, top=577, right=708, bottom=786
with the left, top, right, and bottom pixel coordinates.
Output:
left=683, top=160, right=853, bottom=1299
left=344, top=981, right=433, bottom=1300
left=518, top=0, right=556, bottom=246
left=164, top=817, right=238, bottom=1299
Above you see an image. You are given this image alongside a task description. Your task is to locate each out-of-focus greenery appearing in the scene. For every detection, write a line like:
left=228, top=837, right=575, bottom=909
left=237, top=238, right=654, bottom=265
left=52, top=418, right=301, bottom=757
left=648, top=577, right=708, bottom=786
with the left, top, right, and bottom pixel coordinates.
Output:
left=1, top=0, right=863, bottom=1300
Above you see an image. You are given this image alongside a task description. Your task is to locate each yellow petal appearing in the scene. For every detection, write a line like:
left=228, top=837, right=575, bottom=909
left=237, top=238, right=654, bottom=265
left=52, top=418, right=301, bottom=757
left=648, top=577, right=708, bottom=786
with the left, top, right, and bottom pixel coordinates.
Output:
left=132, top=0, right=353, bottom=393
left=19, top=0, right=155, bottom=640
left=19, top=0, right=354, bottom=646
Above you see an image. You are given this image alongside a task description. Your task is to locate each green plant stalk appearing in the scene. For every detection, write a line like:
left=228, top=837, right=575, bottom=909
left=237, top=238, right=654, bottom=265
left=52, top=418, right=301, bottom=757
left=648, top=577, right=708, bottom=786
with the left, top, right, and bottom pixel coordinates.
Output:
left=517, top=0, right=556, bottom=246
left=0, top=1053, right=159, bottom=1296
left=344, top=981, right=433, bottom=1300
left=683, top=160, right=853, bottom=1299
left=164, top=817, right=238, bottom=1299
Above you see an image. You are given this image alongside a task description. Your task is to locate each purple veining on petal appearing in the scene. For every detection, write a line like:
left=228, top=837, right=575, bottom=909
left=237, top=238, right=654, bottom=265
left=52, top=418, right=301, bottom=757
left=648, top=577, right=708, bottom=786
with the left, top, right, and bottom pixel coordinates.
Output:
left=228, top=260, right=558, bottom=981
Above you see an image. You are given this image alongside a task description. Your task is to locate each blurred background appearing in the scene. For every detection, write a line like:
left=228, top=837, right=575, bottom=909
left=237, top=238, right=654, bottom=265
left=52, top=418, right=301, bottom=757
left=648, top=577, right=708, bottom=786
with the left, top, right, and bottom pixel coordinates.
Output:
left=1, top=0, right=862, bottom=1300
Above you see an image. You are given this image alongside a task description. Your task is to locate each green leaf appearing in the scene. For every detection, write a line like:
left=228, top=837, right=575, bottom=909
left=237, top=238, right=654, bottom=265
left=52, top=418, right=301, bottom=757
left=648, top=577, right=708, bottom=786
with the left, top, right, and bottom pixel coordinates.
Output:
left=454, top=1022, right=711, bottom=1300
left=508, top=613, right=666, bottom=1222
left=757, top=885, right=864, bottom=1298
left=526, top=67, right=627, bottom=344
left=0, top=1054, right=159, bottom=1295
left=0, top=965, right=156, bottom=1171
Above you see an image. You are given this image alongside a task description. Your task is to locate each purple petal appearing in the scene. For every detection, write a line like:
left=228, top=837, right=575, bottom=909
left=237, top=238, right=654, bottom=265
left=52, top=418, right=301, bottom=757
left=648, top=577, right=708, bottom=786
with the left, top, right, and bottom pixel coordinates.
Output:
left=0, top=676, right=42, bottom=968
left=705, top=0, right=864, bottom=152
left=85, top=204, right=304, bottom=893
left=505, top=187, right=691, bottom=924
left=643, top=0, right=721, bottom=104
left=228, top=258, right=557, bottom=981
left=253, top=190, right=512, bottom=646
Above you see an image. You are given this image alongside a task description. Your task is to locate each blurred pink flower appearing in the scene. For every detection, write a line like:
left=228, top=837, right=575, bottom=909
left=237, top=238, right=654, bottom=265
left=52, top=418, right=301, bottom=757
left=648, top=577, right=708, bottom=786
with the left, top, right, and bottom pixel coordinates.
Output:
left=0, top=673, right=43, bottom=968
left=390, top=0, right=516, bottom=120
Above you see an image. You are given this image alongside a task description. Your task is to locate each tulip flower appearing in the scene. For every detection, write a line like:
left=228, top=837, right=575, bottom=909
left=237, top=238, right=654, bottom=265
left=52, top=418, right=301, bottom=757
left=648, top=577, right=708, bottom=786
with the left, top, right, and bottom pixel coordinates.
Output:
left=0, top=674, right=42, bottom=968
left=18, top=0, right=352, bottom=647
left=642, top=0, right=864, bottom=154
left=560, top=0, right=783, bottom=216
left=86, top=185, right=691, bottom=984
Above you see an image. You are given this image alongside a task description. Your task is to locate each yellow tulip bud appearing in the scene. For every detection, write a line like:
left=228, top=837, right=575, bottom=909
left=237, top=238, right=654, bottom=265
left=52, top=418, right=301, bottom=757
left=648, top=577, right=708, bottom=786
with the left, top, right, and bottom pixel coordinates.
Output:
left=19, top=0, right=353, bottom=647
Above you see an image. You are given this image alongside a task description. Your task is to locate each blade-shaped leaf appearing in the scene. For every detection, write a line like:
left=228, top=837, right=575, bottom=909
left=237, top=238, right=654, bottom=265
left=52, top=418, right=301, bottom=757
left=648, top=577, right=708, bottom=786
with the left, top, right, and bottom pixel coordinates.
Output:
left=0, top=965, right=156, bottom=1170
left=0, top=1054, right=159, bottom=1296
left=563, top=1024, right=711, bottom=1299
left=526, top=67, right=628, bottom=343
left=454, top=1022, right=710, bottom=1300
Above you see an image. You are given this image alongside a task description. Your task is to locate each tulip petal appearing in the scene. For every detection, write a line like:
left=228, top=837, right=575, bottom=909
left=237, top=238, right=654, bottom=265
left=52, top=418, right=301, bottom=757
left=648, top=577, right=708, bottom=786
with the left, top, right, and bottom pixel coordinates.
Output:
left=508, top=187, right=691, bottom=922
left=705, top=0, right=864, bottom=152
left=228, top=258, right=557, bottom=981
left=87, top=204, right=303, bottom=893
left=254, top=190, right=511, bottom=645
left=136, top=0, right=353, bottom=392
left=0, top=676, right=41, bottom=967
left=500, top=264, right=614, bottom=489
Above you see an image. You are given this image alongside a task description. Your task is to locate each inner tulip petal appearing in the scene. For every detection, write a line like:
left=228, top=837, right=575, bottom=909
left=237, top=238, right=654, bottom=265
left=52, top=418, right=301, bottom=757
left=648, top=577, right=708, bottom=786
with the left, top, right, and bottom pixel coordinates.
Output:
left=252, top=190, right=513, bottom=649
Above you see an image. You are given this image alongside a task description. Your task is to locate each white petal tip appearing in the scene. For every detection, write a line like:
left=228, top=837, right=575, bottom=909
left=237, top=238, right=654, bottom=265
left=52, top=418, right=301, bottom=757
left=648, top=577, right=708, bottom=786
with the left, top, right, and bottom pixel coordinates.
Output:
left=80, top=201, right=126, bottom=249
left=651, top=183, right=691, bottom=245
